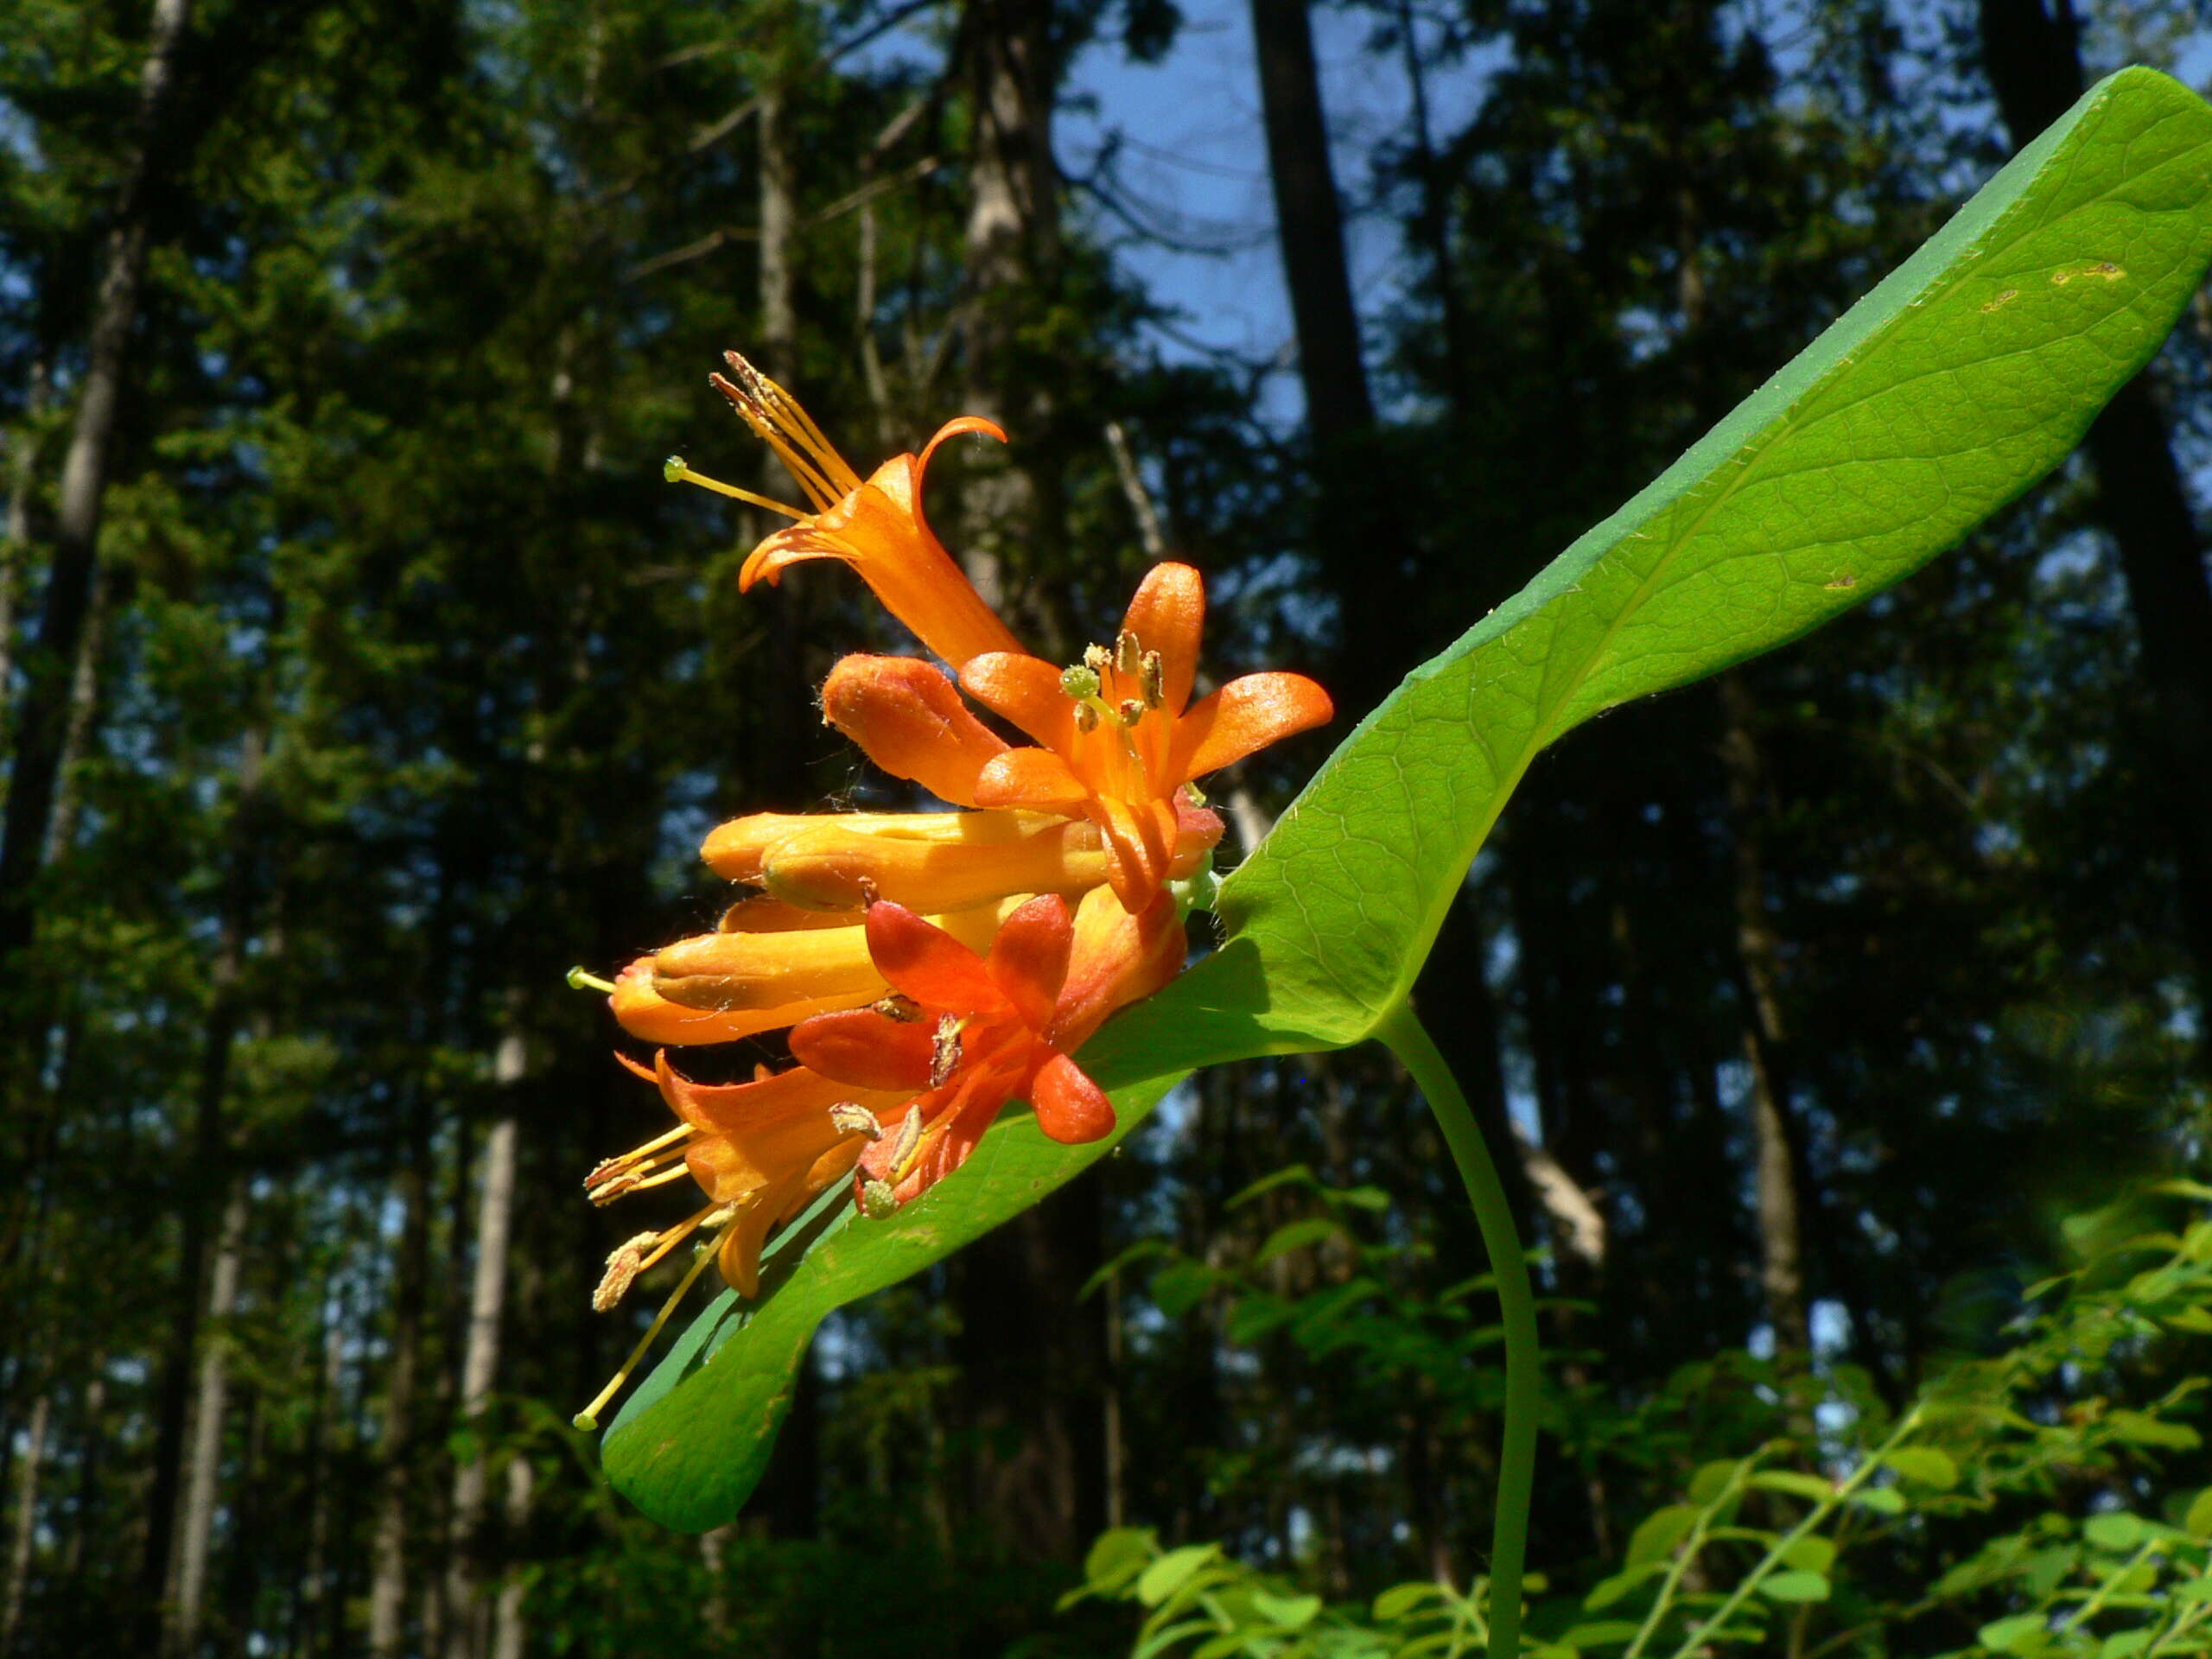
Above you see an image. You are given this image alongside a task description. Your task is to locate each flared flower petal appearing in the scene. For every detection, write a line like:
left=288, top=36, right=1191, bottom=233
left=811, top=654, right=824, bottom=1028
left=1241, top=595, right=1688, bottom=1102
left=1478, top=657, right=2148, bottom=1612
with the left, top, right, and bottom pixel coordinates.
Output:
left=960, top=652, right=1079, bottom=749
left=1116, top=560, right=1204, bottom=716
left=1170, top=671, right=1338, bottom=779
left=862, top=899, right=1007, bottom=1011
left=984, top=895, right=1075, bottom=1033
left=1030, top=1052, right=1116, bottom=1144
left=1050, top=887, right=1188, bottom=1052
left=735, top=412, right=1023, bottom=669
left=973, top=747, right=1089, bottom=811
left=788, top=1008, right=939, bottom=1092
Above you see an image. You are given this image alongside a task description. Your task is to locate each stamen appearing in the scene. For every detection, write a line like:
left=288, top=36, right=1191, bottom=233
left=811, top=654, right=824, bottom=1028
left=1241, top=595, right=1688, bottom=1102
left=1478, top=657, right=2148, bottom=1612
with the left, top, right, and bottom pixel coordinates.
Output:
left=1074, top=702, right=1100, bottom=734
left=1140, top=651, right=1166, bottom=709
left=592, top=1231, right=662, bottom=1313
left=573, top=1211, right=735, bottom=1432
left=712, top=353, right=864, bottom=510
left=1116, top=699, right=1145, bottom=728
left=830, top=1102, right=885, bottom=1141
left=1083, top=643, right=1112, bottom=677
left=567, top=967, right=617, bottom=994
left=709, top=372, right=844, bottom=510
left=584, top=1122, right=696, bottom=1189
left=930, top=1016, right=965, bottom=1088
left=662, top=455, right=808, bottom=520
left=871, top=994, right=923, bottom=1023
left=889, top=1104, right=924, bottom=1169
left=613, top=1162, right=699, bottom=1199
left=728, top=353, right=863, bottom=496
left=1116, top=630, right=1142, bottom=677
left=634, top=1202, right=735, bottom=1274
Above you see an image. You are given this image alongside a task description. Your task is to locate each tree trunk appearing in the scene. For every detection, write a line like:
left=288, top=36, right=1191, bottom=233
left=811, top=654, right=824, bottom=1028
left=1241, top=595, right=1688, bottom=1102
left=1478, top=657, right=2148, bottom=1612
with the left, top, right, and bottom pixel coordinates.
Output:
left=442, top=1027, right=523, bottom=1659
left=0, top=1392, right=46, bottom=1655
left=0, top=358, right=52, bottom=723
left=168, top=1191, right=248, bottom=1656
left=489, top=1456, right=531, bottom=1659
left=41, top=560, right=123, bottom=865
left=139, top=724, right=261, bottom=1650
left=1248, top=0, right=1371, bottom=437
left=955, top=0, right=1061, bottom=626
left=1978, top=0, right=2212, bottom=1012
left=0, top=0, right=194, bottom=982
left=1717, top=672, right=1812, bottom=1351
left=370, top=1122, right=432, bottom=1659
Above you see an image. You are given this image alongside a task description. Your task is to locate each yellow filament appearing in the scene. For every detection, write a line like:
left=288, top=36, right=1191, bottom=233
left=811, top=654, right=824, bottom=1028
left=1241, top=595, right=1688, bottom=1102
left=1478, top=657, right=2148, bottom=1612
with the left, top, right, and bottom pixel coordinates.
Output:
left=574, top=1217, right=732, bottom=1431
left=635, top=1201, right=724, bottom=1273
left=669, top=462, right=806, bottom=520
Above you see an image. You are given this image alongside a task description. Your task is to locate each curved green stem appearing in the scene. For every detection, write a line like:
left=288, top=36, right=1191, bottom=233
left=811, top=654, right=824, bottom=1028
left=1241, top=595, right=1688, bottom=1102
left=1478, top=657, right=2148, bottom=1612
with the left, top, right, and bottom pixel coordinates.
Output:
left=1377, top=1000, right=1539, bottom=1659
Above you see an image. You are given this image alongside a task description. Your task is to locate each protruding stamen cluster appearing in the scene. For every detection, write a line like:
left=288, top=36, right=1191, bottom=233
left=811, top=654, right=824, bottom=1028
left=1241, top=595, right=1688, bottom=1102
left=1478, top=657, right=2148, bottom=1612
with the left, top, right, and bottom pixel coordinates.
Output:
left=1063, top=628, right=1168, bottom=739
left=709, top=352, right=863, bottom=512
left=583, top=1121, right=698, bottom=1205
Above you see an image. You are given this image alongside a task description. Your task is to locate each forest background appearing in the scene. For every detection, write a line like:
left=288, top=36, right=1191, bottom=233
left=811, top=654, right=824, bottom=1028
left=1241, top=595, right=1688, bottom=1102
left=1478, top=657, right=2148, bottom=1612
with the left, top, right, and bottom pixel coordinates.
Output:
left=4, top=0, right=2212, bottom=1656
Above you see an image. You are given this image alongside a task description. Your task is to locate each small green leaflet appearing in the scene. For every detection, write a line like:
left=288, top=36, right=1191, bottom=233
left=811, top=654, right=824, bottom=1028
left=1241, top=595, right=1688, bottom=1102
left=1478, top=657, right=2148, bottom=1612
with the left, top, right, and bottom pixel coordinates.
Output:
left=604, top=67, right=2212, bottom=1529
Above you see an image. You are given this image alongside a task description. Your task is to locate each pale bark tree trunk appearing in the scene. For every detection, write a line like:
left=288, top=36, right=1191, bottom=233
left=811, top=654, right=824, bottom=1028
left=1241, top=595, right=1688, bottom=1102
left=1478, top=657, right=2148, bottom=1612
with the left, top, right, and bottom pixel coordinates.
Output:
left=442, top=1033, right=524, bottom=1659
left=488, top=1457, right=531, bottom=1659
left=0, top=1392, right=47, bottom=1655
left=0, top=0, right=194, bottom=979
left=955, top=0, right=1061, bottom=623
left=168, top=1192, right=248, bottom=1656
left=1979, top=0, right=2212, bottom=1014
left=1718, top=672, right=1811, bottom=1351
left=757, top=86, right=797, bottom=372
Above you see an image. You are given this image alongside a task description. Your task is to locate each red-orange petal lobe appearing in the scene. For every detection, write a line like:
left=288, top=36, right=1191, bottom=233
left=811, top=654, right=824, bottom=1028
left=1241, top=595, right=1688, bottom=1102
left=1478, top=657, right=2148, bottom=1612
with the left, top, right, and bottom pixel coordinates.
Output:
left=984, top=894, right=1074, bottom=1032
left=863, top=899, right=1005, bottom=1011
left=789, top=1008, right=937, bottom=1092
left=959, top=652, right=1077, bottom=750
left=973, top=747, right=1089, bottom=811
left=1120, top=562, right=1205, bottom=715
left=1051, top=888, right=1188, bottom=1051
left=1030, top=1051, right=1116, bottom=1144
left=1090, top=799, right=1164, bottom=912
left=821, top=655, right=1007, bottom=809
left=1170, top=671, right=1335, bottom=779
left=915, top=415, right=1007, bottom=480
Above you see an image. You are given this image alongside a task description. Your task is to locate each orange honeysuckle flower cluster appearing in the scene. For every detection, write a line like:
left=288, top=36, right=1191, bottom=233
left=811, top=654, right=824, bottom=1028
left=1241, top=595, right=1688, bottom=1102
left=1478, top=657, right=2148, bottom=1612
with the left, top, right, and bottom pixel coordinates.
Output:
left=570, top=354, right=1331, bottom=1429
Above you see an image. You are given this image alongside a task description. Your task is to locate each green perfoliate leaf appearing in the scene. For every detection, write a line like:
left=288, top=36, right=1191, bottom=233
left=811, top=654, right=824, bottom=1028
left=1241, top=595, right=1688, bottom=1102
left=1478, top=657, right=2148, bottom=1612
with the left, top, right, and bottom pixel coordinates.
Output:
left=601, top=68, right=2212, bottom=1530
left=1122, top=65, right=2212, bottom=1064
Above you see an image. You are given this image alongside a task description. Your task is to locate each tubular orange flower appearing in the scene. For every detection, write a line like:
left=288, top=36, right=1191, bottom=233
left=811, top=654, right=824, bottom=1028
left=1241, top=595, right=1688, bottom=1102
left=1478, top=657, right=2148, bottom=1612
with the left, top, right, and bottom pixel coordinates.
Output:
left=824, top=561, right=1333, bottom=910
left=572, top=1053, right=908, bottom=1428
left=680, top=353, right=1022, bottom=669
left=789, top=886, right=1185, bottom=1207
left=639, top=892, right=1024, bottom=1021
left=702, top=800, right=1222, bottom=915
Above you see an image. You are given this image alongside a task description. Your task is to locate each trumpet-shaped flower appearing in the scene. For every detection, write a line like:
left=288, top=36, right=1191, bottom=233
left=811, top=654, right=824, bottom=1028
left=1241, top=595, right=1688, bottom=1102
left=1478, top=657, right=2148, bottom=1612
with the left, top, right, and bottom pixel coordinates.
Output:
left=790, top=886, right=1184, bottom=1205
left=824, top=562, right=1332, bottom=909
left=679, top=353, right=1022, bottom=669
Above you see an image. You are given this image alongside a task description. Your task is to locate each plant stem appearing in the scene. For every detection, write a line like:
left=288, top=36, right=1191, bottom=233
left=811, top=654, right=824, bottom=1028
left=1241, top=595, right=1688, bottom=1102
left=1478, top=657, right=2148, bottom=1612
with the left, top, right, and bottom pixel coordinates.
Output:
left=1378, top=1000, right=1539, bottom=1659
left=1660, top=1408, right=1923, bottom=1659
